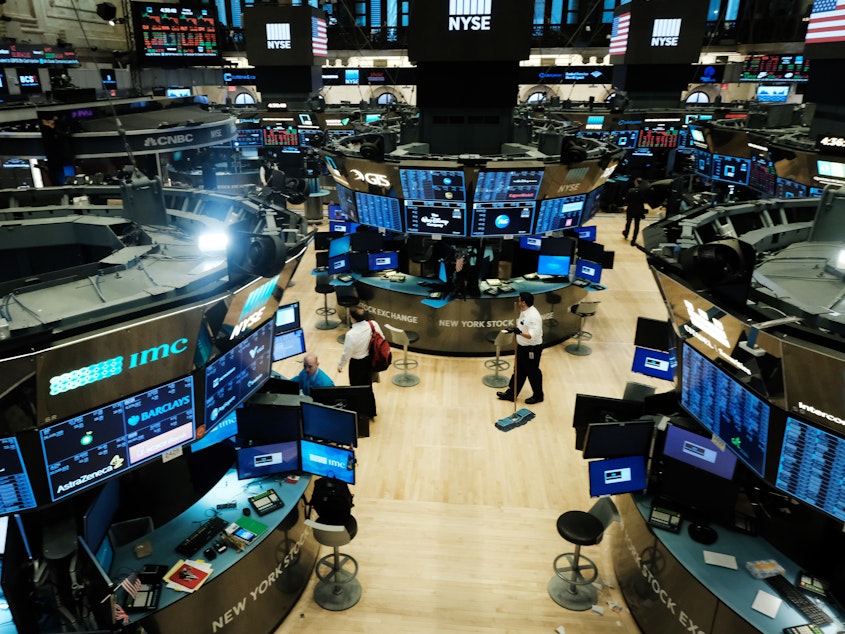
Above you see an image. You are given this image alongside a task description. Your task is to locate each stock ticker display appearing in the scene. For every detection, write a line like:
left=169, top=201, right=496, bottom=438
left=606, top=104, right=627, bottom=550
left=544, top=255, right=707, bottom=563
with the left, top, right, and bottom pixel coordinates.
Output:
left=0, top=438, right=38, bottom=513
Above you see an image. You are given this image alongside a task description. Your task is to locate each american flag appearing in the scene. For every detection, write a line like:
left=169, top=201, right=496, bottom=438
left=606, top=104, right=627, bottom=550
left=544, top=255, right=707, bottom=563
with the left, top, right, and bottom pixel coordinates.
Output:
left=806, top=0, right=845, bottom=44
left=119, top=572, right=142, bottom=599
left=113, top=603, right=129, bottom=625
left=609, top=12, right=631, bottom=56
left=312, top=16, right=328, bottom=57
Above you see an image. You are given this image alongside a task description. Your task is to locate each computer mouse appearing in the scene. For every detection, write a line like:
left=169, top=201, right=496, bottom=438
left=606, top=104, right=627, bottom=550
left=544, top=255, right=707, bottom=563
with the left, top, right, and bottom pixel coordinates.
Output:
left=203, top=547, right=217, bottom=560
left=242, top=507, right=251, bottom=517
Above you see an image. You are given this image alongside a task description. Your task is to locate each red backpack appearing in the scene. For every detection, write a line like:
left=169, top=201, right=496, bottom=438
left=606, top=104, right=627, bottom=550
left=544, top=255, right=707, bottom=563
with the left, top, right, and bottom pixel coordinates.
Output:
left=368, top=321, right=392, bottom=372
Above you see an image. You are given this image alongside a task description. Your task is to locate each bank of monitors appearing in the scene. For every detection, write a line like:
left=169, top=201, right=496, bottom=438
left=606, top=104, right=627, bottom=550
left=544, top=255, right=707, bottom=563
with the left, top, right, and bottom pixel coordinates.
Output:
left=349, top=229, right=385, bottom=252
left=588, top=455, right=647, bottom=497
left=572, top=394, right=645, bottom=451
left=300, top=439, right=355, bottom=485
left=236, top=441, right=300, bottom=480
left=404, top=200, right=467, bottom=236
left=473, top=170, right=544, bottom=202
left=534, top=195, right=584, bottom=233
left=272, top=328, right=306, bottom=362
left=536, top=254, right=571, bottom=278
left=582, top=420, right=655, bottom=459
left=301, top=401, right=358, bottom=447
left=776, top=178, right=807, bottom=198
left=275, top=301, right=300, bottom=333
left=470, top=202, right=534, bottom=237
left=680, top=343, right=770, bottom=477
left=662, top=423, right=737, bottom=480
left=236, top=403, right=302, bottom=446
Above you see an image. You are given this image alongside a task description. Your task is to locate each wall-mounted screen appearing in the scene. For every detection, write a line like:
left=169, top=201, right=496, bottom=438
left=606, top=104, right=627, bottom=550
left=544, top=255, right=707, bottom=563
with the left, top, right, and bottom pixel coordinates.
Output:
left=272, top=328, right=306, bottom=362
left=575, top=259, right=602, bottom=284
left=275, top=302, right=300, bottom=334
left=399, top=169, right=465, bottom=201
left=470, top=202, right=534, bottom=237
left=680, top=343, right=770, bottom=476
left=301, top=401, right=357, bottom=447
left=204, top=319, right=273, bottom=429
left=740, top=54, right=810, bottom=82
left=353, top=193, right=403, bottom=232
left=663, top=423, right=737, bottom=480
left=0, top=438, right=37, bottom=514
left=473, top=170, right=544, bottom=202
left=638, top=127, right=680, bottom=149
left=132, top=2, right=222, bottom=65
left=300, top=439, right=355, bottom=484
left=631, top=347, right=675, bottom=381
left=40, top=376, right=196, bottom=501
left=756, top=85, right=790, bottom=103
left=367, top=251, right=399, bottom=272
left=533, top=195, right=584, bottom=234
left=588, top=455, right=647, bottom=497
left=712, top=154, right=750, bottom=185
left=236, top=441, right=299, bottom=480
left=404, top=201, right=466, bottom=236
left=775, top=416, right=845, bottom=523
left=582, top=420, right=655, bottom=459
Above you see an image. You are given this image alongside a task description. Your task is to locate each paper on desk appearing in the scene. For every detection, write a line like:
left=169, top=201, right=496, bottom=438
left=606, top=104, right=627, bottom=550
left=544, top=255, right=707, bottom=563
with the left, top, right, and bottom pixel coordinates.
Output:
left=751, top=589, right=782, bottom=618
left=703, top=550, right=738, bottom=569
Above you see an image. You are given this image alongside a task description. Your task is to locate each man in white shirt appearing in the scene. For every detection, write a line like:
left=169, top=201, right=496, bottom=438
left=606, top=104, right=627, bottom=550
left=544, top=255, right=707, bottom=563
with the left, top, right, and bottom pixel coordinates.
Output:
left=497, top=292, right=544, bottom=405
left=338, top=305, right=382, bottom=415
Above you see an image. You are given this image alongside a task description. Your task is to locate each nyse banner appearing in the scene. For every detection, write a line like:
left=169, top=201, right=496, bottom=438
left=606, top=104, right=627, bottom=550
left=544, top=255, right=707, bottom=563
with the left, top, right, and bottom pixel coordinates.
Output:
left=610, top=0, right=708, bottom=65
left=220, top=275, right=284, bottom=342
left=36, top=306, right=205, bottom=424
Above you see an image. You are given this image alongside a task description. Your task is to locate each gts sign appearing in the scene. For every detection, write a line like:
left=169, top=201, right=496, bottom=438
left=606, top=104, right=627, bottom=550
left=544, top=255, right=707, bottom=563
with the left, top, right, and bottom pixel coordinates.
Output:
left=350, top=169, right=390, bottom=188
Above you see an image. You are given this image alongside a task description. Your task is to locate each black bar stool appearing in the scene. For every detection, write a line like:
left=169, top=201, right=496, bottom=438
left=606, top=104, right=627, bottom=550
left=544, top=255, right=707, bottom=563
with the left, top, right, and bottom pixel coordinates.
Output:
left=315, top=273, right=340, bottom=330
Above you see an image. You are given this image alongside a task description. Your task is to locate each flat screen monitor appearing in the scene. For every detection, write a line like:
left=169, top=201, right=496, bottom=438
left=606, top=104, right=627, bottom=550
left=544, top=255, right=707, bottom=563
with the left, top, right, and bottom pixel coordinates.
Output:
left=263, top=377, right=300, bottom=395
left=328, top=234, right=351, bottom=257
left=757, top=84, right=790, bottom=103
left=83, top=479, right=121, bottom=556
left=657, top=455, right=738, bottom=523
left=399, top=169, right=466, bottom=201
left=349, top=230, right=384, bottom=252
left=40, top=376, right=196, bottom=501
left=302, top=401, right=358, bottom=447
left=692, top=148, right=712, bottom=178
left=534, top=195, right=585, bottom=234
left=1, top=515, right=39, bottom=632
left=572, top=394, right=645, bottom=450
left=609, top=129, right=639, bottom=149
left=0, top=437, right=37, bottom=514
left=310, top=385, right=376, bottom=419
left=190, top=410, right=238, bottom=453
left=234, top=128, right=263, bottom=147
left=712, top=154, right=750, bottom=185
left=817, top=159, right=845, bottom=181
left=300, top=439, right=355, bottom=484
left=577, top=239, right=604, bottom=264
left=165, top=87, right=192, bottom=98
left=680, top=343, right=770, bottom=477
left=471, top=202, right=534, bottom=237
left=236, top=441, right=300, bottom=480
left=776, top=177, right=807, bottom=198
left=328, top=254, right=351, bottom=274
left=275, top=301, right=300, bottom=333
left=132, top=2, right=222, bottom=65
left=204, top=319, right=274, bottom=430
left=329, top=220, right=358, bottom=234
left=237, top=404, right=301, bottom=445
left=582, top=420, right=655, bottom=459
left=273, top=328, right=306, bottom=362
left=537, top=254, right=571, bottom=278
left=635, top=317, right=672, bottom=351
left=327, top=205, right=344, bottom=221
left=588, top=456, right=647, bottom=497
left=662, top=424, right=737, bottom=480
left=474, top=170, right=544, bottom=202
left=335, top=184, right=357, bottom=220
left=519, top=235, right=542, bottom=251
left=575, top=259, right=602, bottom=283
left=631, top=347, right=675, bottom=381
left=638, top=127, right=680, bottom=149
left=775, top=416, right=845, bottom=523
left=539, top=236, right=576, bottom=257
left=354, top=193, right=403, bottom=232
left=368, top=251, right=399, bottom=272
left=404, top=201, right=467, bottom=235
left=575, top=225, right=597, bottom=241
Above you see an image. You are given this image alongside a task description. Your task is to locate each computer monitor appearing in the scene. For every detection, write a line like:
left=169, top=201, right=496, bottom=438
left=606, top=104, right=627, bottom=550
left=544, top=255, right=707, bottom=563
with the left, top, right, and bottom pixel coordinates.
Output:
left=329, top=220, right=359, bottom=234
left=534, top=195, right=584, bottom=233
left=368, top=251, right=399, bottom=272
left=76, top=536, right=117, bottom=628
left=572, top=394, right=645, bottom=451
left=328, top=234, right=352, bottom=257
left=328, top=253, right=351, bottom=274
left=350, top=230, right=384, bottom=253
left=575, top=259, right=602, bottom=283
left=470, top=202, right=534, bottom=237
left=190, top=410, right=239, bottom=453
left=315, top=232, right=341, bottom=252
left=582, top=420, right=655, bottom=459
left=662, top=423, right=737, bottom=480
left=575, top=225, right=597, bottom=241
left=0, top=437, right=37, bottom=514
left=272, top=328, right=306, bottom=362
left=275, top=301, right=300, bottom=333
left=519, top=235, right=542, bottom=251
left=236, top=441, right=300, bottom=480
left=262, top=377, right=301, bottom=395
left=354, top=193, right=403, bottom=232
left=631, top=347, right=675, bottom=381
left=300, top=439, right=355, bottom=484
left=588, top=456, right=647, bottom=497
left=537, top=254, right=571, bottom=277
left=539, top=236, right=576, bottom=256
left=83, top=479, right=121, bottom=557
left=1, top=516, right=38, bottom=631
left=301, top=401, right=358, bottom=447
left=310, top=385, right=376, bottom=419
left=635, top=317, right=672, bottom=351
left=577, top=239, right=604, bottom=264
left=237, top=403, right=302, bottom=445
left=404, top=201, right=467, bottom=235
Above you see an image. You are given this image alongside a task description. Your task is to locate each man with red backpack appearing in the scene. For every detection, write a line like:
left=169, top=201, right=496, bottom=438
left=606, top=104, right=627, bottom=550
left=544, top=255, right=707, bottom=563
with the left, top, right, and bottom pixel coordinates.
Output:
left=337, top=306, right=384, bottom=415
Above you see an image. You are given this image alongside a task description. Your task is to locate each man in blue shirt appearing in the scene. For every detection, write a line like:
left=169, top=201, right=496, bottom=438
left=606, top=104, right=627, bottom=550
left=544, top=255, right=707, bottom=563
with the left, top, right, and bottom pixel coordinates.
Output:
left=295, top=352, right=335, bottom=396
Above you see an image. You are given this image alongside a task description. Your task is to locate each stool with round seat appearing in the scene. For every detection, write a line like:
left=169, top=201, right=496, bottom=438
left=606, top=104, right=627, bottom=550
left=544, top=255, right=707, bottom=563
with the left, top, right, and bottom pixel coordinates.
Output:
left=383, top=323, right=420, bottom=387
left=315, top=273, right=340, bottom=330
left=334, top=284, right=359, bottom=343
left=482, top=330, right=512, bottom=388
left=548, top=497, right=618, bottom=611
left=545, top=292, right=562, bottom=327
left=565, top=300, right=601, bottom=356
left=305, top=516, right=361, bottom=611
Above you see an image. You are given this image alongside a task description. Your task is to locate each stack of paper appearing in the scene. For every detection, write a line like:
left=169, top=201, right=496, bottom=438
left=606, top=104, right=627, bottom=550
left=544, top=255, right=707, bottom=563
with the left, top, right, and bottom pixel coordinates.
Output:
left=163, top=559, right=213, bottom=593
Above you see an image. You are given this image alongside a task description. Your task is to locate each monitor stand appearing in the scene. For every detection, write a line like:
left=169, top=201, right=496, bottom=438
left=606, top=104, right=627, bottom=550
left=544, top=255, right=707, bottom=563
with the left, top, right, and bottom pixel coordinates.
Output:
left=687, top=523, right=717, bottom=545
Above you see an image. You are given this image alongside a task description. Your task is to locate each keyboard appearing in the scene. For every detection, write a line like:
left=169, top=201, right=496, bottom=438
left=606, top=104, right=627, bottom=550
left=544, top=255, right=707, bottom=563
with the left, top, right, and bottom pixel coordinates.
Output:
left=764, top=574, right=833, bottom=626
left=783, top=625, right=824, bottom=634
left=176, top=516, right=228, bottom=558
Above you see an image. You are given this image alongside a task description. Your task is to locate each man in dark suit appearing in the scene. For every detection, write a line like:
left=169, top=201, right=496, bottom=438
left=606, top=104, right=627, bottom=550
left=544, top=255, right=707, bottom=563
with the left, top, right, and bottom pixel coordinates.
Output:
left=623, top=177, right=648, bottom=246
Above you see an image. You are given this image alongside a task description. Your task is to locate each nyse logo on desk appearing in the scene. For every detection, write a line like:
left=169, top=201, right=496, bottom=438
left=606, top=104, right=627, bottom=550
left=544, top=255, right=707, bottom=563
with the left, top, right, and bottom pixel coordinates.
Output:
left=448, top=0, right=492, bottom=31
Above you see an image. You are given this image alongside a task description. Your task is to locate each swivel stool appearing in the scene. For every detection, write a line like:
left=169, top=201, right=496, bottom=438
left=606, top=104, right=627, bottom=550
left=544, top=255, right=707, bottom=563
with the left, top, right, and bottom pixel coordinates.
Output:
left=315, top=273, right=340, bottom=330
left=482, top=330, right=512, bottom=388
left=565, top=300, right=601, bottom=356
left=383, top=323, right=420, bottom=387
left=304, top=517, right=361, bottom=610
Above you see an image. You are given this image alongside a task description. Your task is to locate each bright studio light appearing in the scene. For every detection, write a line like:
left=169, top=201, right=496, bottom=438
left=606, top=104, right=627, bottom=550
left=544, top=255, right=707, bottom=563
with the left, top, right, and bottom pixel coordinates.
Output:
left=198, top=231, right=229, bottom=254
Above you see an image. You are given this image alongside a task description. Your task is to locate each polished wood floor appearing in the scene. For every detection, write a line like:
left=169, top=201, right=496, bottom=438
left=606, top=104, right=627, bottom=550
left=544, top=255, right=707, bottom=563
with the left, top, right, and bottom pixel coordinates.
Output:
left=273, top=212, right=667, bottom=634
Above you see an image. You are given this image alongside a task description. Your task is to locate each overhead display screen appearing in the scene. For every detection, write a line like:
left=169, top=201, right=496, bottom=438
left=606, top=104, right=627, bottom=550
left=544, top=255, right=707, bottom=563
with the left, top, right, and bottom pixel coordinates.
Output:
left=739, top=54, right=810, bottom=82
left=132, top=2, right=221, bottom=63
left=354, top=192, right=403, bottom=232
left=680, top=343, right=770, bottom=476
left=204, top=319, right=273, bottom=429
left=399, top=169, right=465, bottom=201
left=776, top=416, right=845, bottom=523
left=0, top=438, right=38, bottom=514
left=473, top=170, right=544, bottom=202
left=533, top=195, right=584, bottom=234
left=638, top=127, right=680, bottom=149
left=470, top=202, right=534, bottom=237
left=39, top=376, right=196, bottom=501
left=404, top=201, right=466, bottom=235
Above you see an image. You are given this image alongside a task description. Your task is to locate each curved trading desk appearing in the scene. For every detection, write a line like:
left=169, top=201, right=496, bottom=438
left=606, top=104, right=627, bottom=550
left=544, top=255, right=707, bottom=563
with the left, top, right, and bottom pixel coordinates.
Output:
left=111, top=470, right=317, bottom=634
left=346, top=274, right=593, bottom=355
left=613, top=494, right=845, bottom=634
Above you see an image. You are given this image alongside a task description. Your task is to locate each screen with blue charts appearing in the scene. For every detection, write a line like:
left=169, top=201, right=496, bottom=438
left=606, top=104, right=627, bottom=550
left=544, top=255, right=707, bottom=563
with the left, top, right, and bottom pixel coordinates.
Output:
left=680, top=343, right=770, bottom=476
left=0, top=438, right=38, bottom=514
left=473, top=170, right=544, bottom=202
left=273, top=328, right=306, bottom=362
left=39, top=376, right=196, bottom=501
left=588, top=455, right=647, bottom=497
left=534, top=195, right=584, bottom=234
left=354, top=193, right=403, bottom=232
left=404, top=201, right=466, bottom=235
left=400, top=169, right=466, bottom=201
left=711, top=154, right=750, bottom=185
left=470, top=202, right=534, bottom=237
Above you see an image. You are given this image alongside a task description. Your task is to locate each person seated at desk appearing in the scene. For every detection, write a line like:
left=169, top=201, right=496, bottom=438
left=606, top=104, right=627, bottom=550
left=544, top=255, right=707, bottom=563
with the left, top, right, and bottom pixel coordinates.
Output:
left=295, top=352, right=335, bottom=396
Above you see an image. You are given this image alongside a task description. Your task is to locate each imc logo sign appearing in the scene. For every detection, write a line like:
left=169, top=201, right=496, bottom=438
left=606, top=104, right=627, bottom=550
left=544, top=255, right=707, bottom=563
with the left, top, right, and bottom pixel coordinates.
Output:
left=448, top=0, right=492, bottom=31
left=266, top=23, right=291, bottom=49
left=651, top=18, right=681, bottom=46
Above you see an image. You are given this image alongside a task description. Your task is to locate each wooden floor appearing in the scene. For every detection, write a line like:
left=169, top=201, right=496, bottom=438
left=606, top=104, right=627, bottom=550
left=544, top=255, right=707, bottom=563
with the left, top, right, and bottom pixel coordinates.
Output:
left=273, top=212, right=667, bottom=634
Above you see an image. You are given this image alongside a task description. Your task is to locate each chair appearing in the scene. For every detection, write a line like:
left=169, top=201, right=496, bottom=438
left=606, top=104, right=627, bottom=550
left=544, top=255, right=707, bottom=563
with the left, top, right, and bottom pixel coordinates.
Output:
left=315, top=273, right=340, bottom=330
left=335, top=284, right=359, bottom=344
left=565, top=300, right=601, bottom=356
left=548, top=497, right=619, bottom=611
left=304, top=517, right=361, bottom=611
left=482, top=330, right=512, bottom=388
left=107, top=516, right=155, bottom=549
left=383, top=323, right=420, bottom=387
